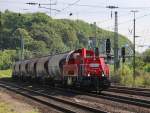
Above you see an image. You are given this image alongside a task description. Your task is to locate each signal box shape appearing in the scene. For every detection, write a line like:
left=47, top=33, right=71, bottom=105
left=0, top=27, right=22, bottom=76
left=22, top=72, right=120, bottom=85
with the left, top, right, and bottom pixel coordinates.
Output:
left=106, top=39, right=111, bottom=54
left=121, top=47, right=125, bottom=63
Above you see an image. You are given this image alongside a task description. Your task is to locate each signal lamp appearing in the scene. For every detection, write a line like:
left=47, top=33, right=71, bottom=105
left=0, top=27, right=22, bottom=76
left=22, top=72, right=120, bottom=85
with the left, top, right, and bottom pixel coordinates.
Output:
left=106, top=39, right=111, bottom=54
left=121, top=47, right=125, bottom=63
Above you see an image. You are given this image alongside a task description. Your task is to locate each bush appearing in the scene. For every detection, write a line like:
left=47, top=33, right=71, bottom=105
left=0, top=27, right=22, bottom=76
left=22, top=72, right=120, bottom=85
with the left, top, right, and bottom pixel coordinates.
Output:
left=119, top=64, right=133, bottom=86
left=134, top=75, right=144, bottom=87
left=143, top=73, right=150, bottom=87
left=110, top=64, right=133, bottom=86
left=0, top=69, right=12, bottom=78
left=144, top=64, right=150, bottom=72
left=0, top=50, right=17, bottom=70
left=110, top=65, right=121, bottom=83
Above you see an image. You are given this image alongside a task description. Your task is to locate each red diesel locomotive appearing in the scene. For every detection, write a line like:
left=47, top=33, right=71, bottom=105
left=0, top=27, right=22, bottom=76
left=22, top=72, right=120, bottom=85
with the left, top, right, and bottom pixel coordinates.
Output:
left=12, top=48, right=110, bottom=91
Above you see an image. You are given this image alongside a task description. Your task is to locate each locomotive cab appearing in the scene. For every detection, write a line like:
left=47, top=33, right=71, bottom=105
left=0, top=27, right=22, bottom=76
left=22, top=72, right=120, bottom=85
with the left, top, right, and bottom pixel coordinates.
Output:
left=63, top=48, right=110, bottom=91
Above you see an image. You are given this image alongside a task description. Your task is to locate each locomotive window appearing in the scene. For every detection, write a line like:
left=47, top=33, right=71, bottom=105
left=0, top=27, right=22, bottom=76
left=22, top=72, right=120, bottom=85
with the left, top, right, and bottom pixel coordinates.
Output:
left=86, top=53, right=92, bottom=58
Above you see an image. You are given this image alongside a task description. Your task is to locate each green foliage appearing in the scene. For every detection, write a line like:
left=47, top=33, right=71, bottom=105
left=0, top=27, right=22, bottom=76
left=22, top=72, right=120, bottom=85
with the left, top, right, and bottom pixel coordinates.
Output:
left=27, top=40, right=47, bottom=53
left=143, top=73, right=150, bottom=86
left=0, top=102, right=17, bottom=113
left=0, top=11, right=131, bottom=70
left=135, top=57, right=145, bottom=70
left=144, top=63, right=150, bottom=72
left=25, top=109, right=39, bottom=113
left=110, top=63, right=150, bottom=87
left=1, top=11, right=130, bottom=51
left=142, top=48, right=150, bottom=62
left=111, top=64, right=133, bottom=86
left=134, top=74, right=144, bottom=87
left=0, top=50, right=16, bottom=70
left=0, top=101, right=39, bottom=113
left=133, top=71, right=150, bottom=87
left=0, top=69, right=12, bottom=78
left=110, top=65, right=121, bottom=83
left=118, top=65, right=146, bottom=87
left=119, top=64, right=133, bottom=86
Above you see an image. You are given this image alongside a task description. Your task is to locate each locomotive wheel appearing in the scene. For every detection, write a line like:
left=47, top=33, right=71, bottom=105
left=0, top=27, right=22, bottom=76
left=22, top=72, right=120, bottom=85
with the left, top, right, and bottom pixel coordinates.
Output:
left=12, top=75, right=17, bottom=81
left=96, top=77, right=101, bottom=93
left=63, top=80, right=68, bottom=88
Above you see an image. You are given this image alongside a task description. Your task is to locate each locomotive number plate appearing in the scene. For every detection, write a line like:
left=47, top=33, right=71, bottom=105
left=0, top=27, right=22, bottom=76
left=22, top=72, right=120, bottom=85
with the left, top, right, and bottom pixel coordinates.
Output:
left=89, top=63, right=99, bottom=68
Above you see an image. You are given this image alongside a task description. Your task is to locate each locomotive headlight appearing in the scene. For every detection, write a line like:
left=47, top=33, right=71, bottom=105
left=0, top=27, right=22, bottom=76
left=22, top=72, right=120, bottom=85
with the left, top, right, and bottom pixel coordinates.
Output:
left=102, top=73, right=105, bottom=77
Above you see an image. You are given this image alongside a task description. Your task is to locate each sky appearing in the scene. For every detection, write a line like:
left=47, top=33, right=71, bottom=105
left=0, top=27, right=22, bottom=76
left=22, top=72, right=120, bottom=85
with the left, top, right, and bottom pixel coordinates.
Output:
left=1, top=0, right=150, bottom=52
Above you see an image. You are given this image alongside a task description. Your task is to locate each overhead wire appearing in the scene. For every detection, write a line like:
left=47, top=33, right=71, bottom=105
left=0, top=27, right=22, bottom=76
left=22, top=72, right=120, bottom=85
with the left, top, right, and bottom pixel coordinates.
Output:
left=54, top=0, right=81, bottom=16
left=96, top=12, right=132, bottom=25
left=137, top=28, right=150, bottom=50
left=0, top=0, right=26, bottom=4
left=101, top=12, right=150, bottom=30
left=94, top=10, right=150, bottom=52
left=60, top=3, right=150, bottom=10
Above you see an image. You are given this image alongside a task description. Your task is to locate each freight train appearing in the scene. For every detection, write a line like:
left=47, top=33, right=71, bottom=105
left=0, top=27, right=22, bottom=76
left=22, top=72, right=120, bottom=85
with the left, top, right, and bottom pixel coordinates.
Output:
left=12, top=48, right=110, bottom=91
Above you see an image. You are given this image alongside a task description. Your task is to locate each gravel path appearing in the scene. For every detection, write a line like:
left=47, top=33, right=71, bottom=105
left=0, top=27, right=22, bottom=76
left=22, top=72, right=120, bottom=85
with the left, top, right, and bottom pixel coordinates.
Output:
left=0, top=87, right=63, bottom=113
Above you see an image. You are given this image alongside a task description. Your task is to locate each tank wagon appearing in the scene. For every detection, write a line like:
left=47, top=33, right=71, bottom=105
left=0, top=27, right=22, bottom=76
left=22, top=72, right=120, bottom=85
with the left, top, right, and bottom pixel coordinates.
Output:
left=12, top=48, right=110, bottom=91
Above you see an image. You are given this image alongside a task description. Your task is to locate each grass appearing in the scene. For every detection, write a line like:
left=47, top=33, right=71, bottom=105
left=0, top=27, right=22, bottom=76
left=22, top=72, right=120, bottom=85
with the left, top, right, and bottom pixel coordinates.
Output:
left=0, top=102, right=17, bottom=113
left=26, top=110, right=39, bottom=113
left=0, top=69, right=12, bottom=78
left=110, top=64, right=150, bottom=88
left=0, top=102, right=39, bottom=113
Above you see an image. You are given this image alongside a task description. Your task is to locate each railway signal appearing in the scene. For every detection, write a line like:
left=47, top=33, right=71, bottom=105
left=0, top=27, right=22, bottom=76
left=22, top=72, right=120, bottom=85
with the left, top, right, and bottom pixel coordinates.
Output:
left=106, top=6, right=119, bottom=75
left=121, top=47, right=126, bottom=63
left=106, top=39, right=111, bottom=60
left=106, top=39, right=111, bottom=54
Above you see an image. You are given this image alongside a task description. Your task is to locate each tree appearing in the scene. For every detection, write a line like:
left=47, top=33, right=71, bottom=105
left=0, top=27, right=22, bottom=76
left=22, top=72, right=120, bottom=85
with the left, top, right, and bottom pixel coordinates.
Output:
left=63, top=29, right=78, bottom=49
left=142, top=49, right=150, bottom=63
left=0, top=10, right=132, bottom=70
left=28, top=40, right=48, bottom=56
left=0, top=50, right=16, bottom=69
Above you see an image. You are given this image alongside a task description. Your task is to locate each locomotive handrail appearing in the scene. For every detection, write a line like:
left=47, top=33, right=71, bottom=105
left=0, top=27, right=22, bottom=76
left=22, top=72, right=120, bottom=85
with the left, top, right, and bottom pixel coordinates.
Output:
left=65, top=50, right=75, bottom=64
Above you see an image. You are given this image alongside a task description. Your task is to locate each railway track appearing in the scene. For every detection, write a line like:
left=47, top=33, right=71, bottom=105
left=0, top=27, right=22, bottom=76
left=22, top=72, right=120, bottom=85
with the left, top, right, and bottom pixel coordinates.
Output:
left=52, top=86, right=150, bottom=109
left=0, top=81, right=106, bottom=113
left=0, top=79, right=150, bottom=112
left=107, top=86, right=150, bottom=97
left=100, top=92, right=150, bottom=108
left=111, top=85, right=150, bottom=92
left=14, top=80, right=150, bottom=109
